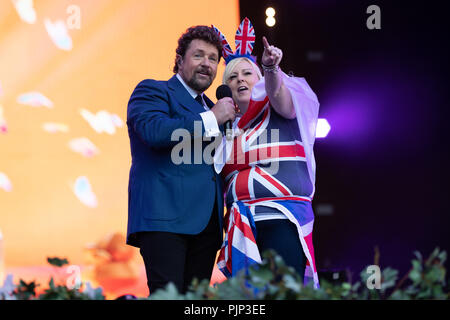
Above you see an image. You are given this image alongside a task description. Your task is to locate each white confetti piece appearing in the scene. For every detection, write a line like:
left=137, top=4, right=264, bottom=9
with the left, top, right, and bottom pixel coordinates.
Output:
left=12, top=0, right=37, bottom=24
left=68, top=137, right=99, bottom=157
left=0, top=105, right=7, bottom=134
left=44, top=18, right=73, bottom=51
left=17, top=91, right=53, bottom=108
left=42, top=122, right=69, bottom=133
left=0, top=172, right=12, bottom=192
left=80, top=109, right=123, bottom=135
left=73, top=176, right=98, bottom=208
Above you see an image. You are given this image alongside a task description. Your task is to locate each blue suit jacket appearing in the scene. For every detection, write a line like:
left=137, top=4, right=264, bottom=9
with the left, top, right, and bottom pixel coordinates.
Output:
left=126, top=75, right=224, bottom=247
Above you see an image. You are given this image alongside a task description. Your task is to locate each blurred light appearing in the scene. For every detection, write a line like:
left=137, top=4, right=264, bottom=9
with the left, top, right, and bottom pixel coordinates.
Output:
left=265, top=7, right=276, bottom=17
left=265, top=7, right=276, bottom=27
left=315, top=203, right=334, bottom=216
left=266, top=17, right=276, bottom=27
left=316, top=118, right=331, bottom=138
left=306, top=50, right=324, bottom=62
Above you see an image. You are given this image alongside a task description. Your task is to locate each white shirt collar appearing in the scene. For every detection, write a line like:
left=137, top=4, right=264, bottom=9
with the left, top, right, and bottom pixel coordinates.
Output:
left=176, top=73, right=202, bottom=99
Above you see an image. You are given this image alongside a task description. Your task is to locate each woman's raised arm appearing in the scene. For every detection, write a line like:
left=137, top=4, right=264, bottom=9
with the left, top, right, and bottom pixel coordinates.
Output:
left=261, top=36, right=296, bottom=119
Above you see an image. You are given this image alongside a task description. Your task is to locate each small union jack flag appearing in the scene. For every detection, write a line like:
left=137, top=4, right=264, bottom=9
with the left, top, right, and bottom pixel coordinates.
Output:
left=212, top=25, right=233, bottom=60
left=212, top=18, right=257, bottom=64
left=235, top=17, right=255, bottom=56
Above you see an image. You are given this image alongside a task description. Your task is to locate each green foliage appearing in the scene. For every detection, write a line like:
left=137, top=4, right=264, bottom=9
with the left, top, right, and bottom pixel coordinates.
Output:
left=38, top=278, right=103, bottom=300
left=13, top=279, right=39, bottom=300
left=2, top=248, right=448, bottom=300
left=389, top=248, right=447, bottom=300
left=149, top=247, right=449, bottom=300
left=0, top=256, right=105, bottom=300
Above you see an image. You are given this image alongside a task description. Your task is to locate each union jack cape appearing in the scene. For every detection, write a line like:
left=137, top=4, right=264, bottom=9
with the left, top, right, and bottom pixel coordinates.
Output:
left=215, top=71, right=320, bottom=289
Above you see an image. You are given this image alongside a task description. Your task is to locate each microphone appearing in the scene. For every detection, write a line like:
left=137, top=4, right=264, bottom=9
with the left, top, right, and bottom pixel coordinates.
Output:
left=216, top=84, right=233, bottom=140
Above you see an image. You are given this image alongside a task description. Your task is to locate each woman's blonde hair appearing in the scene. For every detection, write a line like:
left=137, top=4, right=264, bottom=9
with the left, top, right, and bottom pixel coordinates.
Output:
left=222, top=57, right=262, bottom=84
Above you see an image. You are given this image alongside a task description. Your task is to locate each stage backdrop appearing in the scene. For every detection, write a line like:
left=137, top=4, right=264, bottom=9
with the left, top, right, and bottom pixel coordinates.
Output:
left=0, top=0, right=240, bottom=267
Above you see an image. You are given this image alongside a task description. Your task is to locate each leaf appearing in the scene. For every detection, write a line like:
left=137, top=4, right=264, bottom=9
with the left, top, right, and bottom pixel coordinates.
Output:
left=352, top=282, right=361, bottom=292
left=413, top=251, right=423, bottom=262
left=438, top=251, right=447, bottom=263
left=47, top=257, right=69, bottom=267
left=411, top=260, right=422, bottom=272
left=380, top=268, right=398, bottom=291
left=341, top=283, right=351, bottom=291
left=249, top=267, right=273, bottom=283
left=148, top=283, right=186, bottom=300
left=48, top=277, right=56, bottom=290
left=283, top=274, right=301, bottom=292
left=409, top=270, right=421, bottom=283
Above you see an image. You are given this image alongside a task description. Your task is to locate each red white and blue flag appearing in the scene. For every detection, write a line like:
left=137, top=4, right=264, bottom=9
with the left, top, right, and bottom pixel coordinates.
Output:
left=235, top=17, right=255, bottom=56
left=212, top=18, right=257, bottom=64
left=217, top=201, right=261, bottom=278
left=211, top=24, right=233, bottom=61
left=216, top=197, right=320, bottom=289
left=215, top=71, right=321, bottom=289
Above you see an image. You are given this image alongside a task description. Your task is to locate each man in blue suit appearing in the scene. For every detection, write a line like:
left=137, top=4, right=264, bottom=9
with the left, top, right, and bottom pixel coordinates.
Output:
left=126, top=25, right=236, bottom=295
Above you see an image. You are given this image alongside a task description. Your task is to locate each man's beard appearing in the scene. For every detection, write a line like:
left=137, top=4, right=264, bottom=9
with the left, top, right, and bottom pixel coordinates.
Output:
left=187, top=71, right=214, bottom=92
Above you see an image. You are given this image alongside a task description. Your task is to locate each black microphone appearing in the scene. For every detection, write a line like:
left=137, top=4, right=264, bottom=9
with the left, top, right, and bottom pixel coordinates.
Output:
left=216, top=84, right=233, bottom=140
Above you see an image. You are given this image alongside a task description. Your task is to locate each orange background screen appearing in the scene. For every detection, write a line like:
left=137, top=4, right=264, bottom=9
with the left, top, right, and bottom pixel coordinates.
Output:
left=0, top=0, right=239, bottom=267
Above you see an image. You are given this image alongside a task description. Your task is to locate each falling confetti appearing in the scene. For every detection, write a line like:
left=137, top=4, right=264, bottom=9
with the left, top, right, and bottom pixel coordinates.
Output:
left=44, top=18, right=73, bottom=51
left=80, top=109, right=123, bottom=135
left=68, top=137, right=99, bottom=157
left=12, top=0, right=37, bottom=24
left=17, top=91, right=53, bottom=108
left=42, top=122, right=69, bottom=133
left=0, top=105, right=7, bottom=134
left=73, top=176, right=98, bottom=208
left=0, top=172, right=12, bottom=192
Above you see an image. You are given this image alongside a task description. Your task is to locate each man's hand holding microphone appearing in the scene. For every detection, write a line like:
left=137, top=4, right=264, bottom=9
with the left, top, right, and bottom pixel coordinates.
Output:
left=211, top=85, right=237, bottom=140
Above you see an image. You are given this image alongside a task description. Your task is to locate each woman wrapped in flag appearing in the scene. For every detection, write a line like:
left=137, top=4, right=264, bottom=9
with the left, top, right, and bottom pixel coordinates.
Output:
left=213, top=18, right=320, bottom=288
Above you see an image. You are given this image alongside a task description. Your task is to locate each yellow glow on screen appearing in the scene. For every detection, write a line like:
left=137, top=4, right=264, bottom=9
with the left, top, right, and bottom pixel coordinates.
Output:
left=0, top=0, right=240, bottom=267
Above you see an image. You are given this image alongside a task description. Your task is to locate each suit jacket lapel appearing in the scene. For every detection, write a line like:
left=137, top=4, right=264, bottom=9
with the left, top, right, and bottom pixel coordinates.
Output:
left=203, top=94, right=214, bottom=109
left=167, top=76, right=225, bottom=133
left=168, top=75, right=205, bottom=115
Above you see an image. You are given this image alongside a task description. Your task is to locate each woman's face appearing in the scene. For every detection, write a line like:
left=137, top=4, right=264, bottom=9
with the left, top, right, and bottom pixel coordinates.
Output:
left=226, top=60, right=260, bottom=109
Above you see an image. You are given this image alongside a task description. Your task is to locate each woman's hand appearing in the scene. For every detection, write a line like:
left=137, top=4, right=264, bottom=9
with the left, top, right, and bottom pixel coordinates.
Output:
left=261, top=36, right=295, bottom=119
left=261, top=36, right=283, bottom=67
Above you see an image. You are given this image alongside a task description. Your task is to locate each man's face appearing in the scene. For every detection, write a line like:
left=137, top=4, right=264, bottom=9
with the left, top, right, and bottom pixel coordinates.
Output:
left=177, top=39, right=219, bottom=93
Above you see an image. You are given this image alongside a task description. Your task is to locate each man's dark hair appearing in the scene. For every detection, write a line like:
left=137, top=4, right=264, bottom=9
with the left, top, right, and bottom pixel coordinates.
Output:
left=173, top=25, right=223, bottom=73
